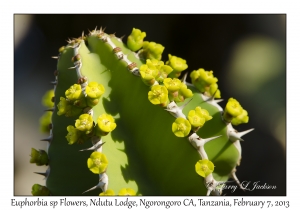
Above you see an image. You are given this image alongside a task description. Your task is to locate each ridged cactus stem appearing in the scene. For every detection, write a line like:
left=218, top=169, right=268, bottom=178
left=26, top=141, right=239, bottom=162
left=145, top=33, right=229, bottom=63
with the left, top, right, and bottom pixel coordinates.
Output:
left=32, top=26, right=254, bottom=196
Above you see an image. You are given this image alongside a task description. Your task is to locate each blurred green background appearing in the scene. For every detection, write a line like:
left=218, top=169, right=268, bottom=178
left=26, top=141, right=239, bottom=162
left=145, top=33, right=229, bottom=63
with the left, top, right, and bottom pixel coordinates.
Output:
left=14, top=14, right=286, bottom=195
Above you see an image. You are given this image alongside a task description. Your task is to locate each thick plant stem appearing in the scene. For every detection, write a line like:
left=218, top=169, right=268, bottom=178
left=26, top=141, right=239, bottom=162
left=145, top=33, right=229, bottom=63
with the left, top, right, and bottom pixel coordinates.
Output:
left=32, top=27, right=254, bottom=196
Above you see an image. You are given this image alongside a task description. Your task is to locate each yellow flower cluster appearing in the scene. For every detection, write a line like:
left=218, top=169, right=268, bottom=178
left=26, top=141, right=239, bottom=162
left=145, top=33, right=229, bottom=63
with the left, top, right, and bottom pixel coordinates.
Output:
left=190, top=68, right=221, bottom=98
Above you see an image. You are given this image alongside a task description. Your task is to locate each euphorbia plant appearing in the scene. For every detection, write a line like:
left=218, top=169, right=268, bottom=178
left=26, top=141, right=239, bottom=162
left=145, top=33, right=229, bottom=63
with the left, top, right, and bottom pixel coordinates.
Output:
left=31, top=27, right=253, bottom=196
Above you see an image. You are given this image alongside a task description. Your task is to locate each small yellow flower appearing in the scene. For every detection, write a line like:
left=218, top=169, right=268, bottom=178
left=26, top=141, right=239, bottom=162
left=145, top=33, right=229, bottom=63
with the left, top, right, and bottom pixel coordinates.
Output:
left=188, top=110, right=204, bottom=128
left=198, top=107, right=212, bottom=121
left=179, top=83, right=193, bottom=99
left=57, top=97, right=82, bottom=117
left=30, top=148, right=48, bottom=166
left=195, top=159, right=214, bottom=178
left=150, top=59, right=164, bottom=70
left=148, top=85, right=168, bottom=106
left=99, top=189, right=115, bottom=196
left=166, top=54, right=188, bottom=72
left=146, top=59, right=173, bottom=82
left=231, top=109, right=249, bottom=125
left=188, top=107, right=212, bottom=129
left=140, top=60, right=159, bottom=85
left=225, top=98, right=243, bottom=117
left=172, top=117, right=191, bottom=137
left=97, top=114, right=117, bottom=134
left=188, top=112, right=205, bottom=128
left=190, top=68, right=221, bottom=98
left=42, top=89, right=54, bottom=108
left=118, top=188, right=136, bottom=196
left=87, top=151, right=108, bottom=174
left=57, top=97, right=71, bottom=116
left=142, top=41, right=164, bottom=60
left=127, top=28, right=146, bottom=51
left=85, top=82, right=105, bottom=99
left=75, top=114, right=94, bottom=133
left=31, top=184, right=51, bottom=196
left=39, top=111, right=52, bottom=134
left=58, top=46, right=65, bottom=53
left=157, top=65, right=173, bottom=82
left=65, top=125, right=82, bottom=145
left=65, top=84, right=82, bottom=101
left=208, top=83, right=221, bottom=98
left=163, top=78, right=182, bottom=92
left=191, top=68, right=218, bottom=87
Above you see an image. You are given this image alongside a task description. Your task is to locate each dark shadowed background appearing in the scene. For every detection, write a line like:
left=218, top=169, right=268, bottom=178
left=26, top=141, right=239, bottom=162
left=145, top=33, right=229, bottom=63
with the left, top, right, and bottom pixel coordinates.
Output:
left=14, top=14, right=286, bottom=196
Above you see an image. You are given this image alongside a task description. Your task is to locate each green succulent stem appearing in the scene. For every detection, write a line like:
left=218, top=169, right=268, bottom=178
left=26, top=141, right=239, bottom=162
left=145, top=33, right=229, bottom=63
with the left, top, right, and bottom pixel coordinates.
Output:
left=34, top=27, right=253, bottom=196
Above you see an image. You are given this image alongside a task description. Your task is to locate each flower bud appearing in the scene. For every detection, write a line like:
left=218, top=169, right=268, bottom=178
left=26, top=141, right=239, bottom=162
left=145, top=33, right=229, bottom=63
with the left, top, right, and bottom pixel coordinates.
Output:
left=30, top=148, right=49, bottom=166
left=31, top=184, right=51, bottom=196
left=127, top=28, right=146, bottom=51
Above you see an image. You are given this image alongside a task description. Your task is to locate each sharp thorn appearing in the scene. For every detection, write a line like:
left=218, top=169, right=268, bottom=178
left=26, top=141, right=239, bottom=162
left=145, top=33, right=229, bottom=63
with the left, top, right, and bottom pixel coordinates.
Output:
left=164, top=109, right=176, bottom=113
left=79, top=142, right=105, bottom=152
left=205, top=95, right=214, bottom=102
left=82, top=173, right=108, bottom=194
left=180, top=98, right=193, bottom=110
left=228, top=128, right=254, bottom=142
left=34, top=172, right=47, bottom=177
left=44, top=108, right=54, bottom=112
left=51, top=56, right=59, bottom=59
left=206, top=189, right=212, bottom=196
left=120, top=35, right=125, bottom=40
left=210, top=89, right=219, bottom=100
left=181, top=72, right=188, bottom=84
left=50, top=81, right=57, bottom=85
left=40, top=136, right=52, bottom=142
left=203, top=135, right=222, bottom=144
left=101, top=69, right=110, bottom=74
left=238, top=128, right=255, bottom=137
left=40, top=139, right=51, bottom=143
left=82, top=185, right=98, bottom=194
left=202, top=89, right=221, bottom=104
left=214, top=99, right=223, bottom=104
